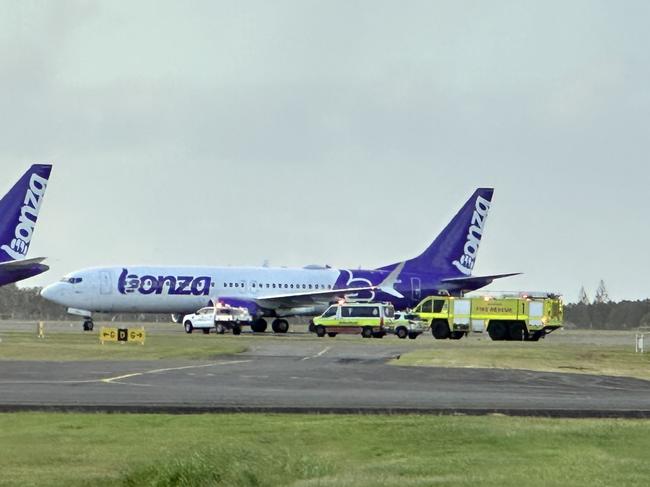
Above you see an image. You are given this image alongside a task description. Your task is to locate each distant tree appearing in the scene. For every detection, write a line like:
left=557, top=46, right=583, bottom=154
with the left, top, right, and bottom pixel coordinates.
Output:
left=594, top=280, right=610, bottom=304
left=578, top=286, right=590, bottom=305
left=640, top=312, right=650, bottom=329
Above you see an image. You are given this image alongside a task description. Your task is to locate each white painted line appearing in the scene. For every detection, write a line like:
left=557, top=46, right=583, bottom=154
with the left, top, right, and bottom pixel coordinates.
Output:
left=101, top=360, right=252, bottom=384
left=301, top=346, right=331, bottom=361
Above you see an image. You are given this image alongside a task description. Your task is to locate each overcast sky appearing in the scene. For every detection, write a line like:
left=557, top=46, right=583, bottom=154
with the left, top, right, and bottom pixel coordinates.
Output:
left=2, top=1, right=649, bottom=302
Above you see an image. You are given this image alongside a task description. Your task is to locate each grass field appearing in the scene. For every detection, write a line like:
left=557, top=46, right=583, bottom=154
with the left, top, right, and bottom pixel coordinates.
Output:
left=0, top=331, right=247, bottom=361
left=392, top=339, right=650, bottom=381
left=1, top=413, right=650, bottom=486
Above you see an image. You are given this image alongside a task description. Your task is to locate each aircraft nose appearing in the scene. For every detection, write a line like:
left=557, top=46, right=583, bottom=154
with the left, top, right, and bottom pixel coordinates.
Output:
left=41, top=283, right=61, bottom=303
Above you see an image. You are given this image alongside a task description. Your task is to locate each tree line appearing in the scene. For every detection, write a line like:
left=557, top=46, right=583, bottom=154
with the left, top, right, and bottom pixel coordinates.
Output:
left=0, top=284, right=170, bottom=322
left=564, top=300, right=650, bottom=330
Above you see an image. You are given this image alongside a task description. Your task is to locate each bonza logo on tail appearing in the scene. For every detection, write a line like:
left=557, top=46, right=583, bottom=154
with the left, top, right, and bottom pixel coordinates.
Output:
left=0, top=173, right=49, bottom=261
left=452, top=195, right=491, bottom=276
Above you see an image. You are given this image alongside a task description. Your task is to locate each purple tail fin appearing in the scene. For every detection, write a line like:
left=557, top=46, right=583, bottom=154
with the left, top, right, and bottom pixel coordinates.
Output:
left=0, top=164, right=52, bottom=263
left=379, top=188, right=494, bottom=277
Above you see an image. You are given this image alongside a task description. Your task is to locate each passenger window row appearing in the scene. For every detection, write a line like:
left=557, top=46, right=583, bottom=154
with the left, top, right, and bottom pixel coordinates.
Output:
left=222, top=282, right=333, bottom=290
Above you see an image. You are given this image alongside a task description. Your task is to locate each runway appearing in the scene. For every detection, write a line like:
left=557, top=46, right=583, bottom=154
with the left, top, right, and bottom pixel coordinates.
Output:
left=1, top=340, right=650, bottom=417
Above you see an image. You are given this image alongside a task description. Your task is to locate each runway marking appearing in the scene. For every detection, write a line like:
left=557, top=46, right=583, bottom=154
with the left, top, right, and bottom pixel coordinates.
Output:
left=301, top=346, right=331, bottom=361
left=101, top=360, right=252, bottom=384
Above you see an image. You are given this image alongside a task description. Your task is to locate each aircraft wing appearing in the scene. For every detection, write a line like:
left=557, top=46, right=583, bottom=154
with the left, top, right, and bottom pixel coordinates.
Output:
left=441, top=272, right=521, bottom=289
left=254, top=285, right=377, bottom=308
left=254, top=263, right=405, bottom=308
left=0, top=257, right=49, bottom=286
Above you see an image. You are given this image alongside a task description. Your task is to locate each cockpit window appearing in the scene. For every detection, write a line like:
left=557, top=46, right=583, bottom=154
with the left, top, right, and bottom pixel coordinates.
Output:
left=61, top=277, right=83, bottom=284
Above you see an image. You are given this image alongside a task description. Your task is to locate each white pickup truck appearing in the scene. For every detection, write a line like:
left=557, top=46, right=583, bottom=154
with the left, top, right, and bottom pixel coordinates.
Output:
left=182, top=304, right=252, bottom=335
left=385, top=311, right=428, bottom=339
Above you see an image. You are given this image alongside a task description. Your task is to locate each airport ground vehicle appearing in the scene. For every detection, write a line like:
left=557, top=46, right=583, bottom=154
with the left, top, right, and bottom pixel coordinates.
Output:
left=311, top=302, right=395, bottom=338
left=182, top=304, right=252, bottom=335
left=386, top=311, right=428, bottom=339
left=413, top=293, right=563, bottom=341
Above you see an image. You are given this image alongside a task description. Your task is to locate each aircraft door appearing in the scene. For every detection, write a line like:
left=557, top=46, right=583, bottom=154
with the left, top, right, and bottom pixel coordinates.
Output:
left=411, top=277, right=421, bottom=302
left=100, top=271, right=112, bottom=295
left=251, top=280, right=259, bottom=295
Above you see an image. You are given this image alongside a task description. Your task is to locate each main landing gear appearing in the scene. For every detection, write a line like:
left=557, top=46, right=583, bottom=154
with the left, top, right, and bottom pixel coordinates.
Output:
left=82, top=319, right=94, bottom=331
left=250, top=318, right=290, bottom=333
left=271, top=319, right=289, bottom=334
left=250, top=318, right=267, bottom=333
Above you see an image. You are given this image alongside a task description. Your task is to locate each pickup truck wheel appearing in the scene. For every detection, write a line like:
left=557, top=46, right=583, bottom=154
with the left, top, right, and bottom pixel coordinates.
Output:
left=361, top=327, right=373, bottom=338
left=316, top=326, right=326, bottom=337
left=431, top=320, right=451, bottom=339
left=232, top=325, right=242, bottom=335
left=450, top=331, right=464, bottom=340
left=327, top=332, right=337, bottom=337
left=396, top=327, right=408, bottom=339
left=184, top=321, right=193, bottom=334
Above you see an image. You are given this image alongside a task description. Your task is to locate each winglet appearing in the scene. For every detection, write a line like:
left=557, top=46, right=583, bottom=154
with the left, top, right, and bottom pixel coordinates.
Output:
left=379, top=262, right=405, bottom=298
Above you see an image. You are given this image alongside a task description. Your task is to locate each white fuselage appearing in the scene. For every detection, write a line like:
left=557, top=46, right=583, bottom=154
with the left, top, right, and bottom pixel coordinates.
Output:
left=41, top=265, right=345, bottom=316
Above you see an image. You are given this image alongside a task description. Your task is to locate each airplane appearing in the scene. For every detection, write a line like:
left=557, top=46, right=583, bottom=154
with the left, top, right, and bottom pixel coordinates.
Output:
left=41, top=187, right=519, bottom=332
left=0, top=164, right=52, bottom=287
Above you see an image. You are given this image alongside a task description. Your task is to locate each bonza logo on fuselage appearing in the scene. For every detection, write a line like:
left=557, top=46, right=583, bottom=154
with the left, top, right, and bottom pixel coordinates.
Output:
left=0, top=173, right=49, bottom=261
left=118, top=269, right=211, bottom=296
left=452, top=195, right=490, bottom=276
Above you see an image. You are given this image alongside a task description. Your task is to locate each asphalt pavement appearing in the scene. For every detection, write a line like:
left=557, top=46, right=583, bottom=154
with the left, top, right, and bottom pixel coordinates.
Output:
left=1, top=338, right=649, bottom=417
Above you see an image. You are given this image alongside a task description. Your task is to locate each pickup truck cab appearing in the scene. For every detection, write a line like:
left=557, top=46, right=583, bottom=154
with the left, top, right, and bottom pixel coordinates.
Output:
left=183, top=304, right=252, bottom=335
left=312, top=302, right=395, bottom=338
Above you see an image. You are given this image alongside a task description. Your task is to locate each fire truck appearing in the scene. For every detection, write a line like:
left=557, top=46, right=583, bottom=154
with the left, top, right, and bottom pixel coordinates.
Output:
left=412, top=292, right=563, bottom=341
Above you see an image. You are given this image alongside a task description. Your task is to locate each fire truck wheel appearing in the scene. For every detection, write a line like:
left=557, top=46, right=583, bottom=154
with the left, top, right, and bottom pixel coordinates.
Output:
left=450, top=331, right=464, bottom=340
left=361, top=327, right=373, bottom=338
left=431, top=320, right=451, bottom=339
left=184, top=321, right=193, bottom=334
left=202, top=328, right=210, bottom=335
left=272, top=319, right=289, bottom=333
left=508, top=323, right=524, bottom=341
left=527, top=330, right=542, bottom=341
left=232, top=325, right=242, bottom=335
left=488, top=321, right=507, bottom=341
left=327, top=332, right=337, bottom=337
left=316, top=326, right=326, bottom=337
left=396, top=327, right=408, bottom=339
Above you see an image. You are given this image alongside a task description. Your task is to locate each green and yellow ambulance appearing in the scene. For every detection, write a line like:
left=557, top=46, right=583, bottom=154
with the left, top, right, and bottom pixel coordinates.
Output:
left=311, top=302, right=395, bottom=338
left=413, top=293, right=563, bottom=341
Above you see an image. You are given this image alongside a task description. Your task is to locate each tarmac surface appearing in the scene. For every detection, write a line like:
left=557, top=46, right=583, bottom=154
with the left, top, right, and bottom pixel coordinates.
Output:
left=1, top=333, right=650, bottom=417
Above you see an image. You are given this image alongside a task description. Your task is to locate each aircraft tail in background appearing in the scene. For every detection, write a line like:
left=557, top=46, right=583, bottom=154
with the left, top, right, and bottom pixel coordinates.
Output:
left=378, top=188, right=494, bottom=277
left=0, top=164, right=52, bottom=264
